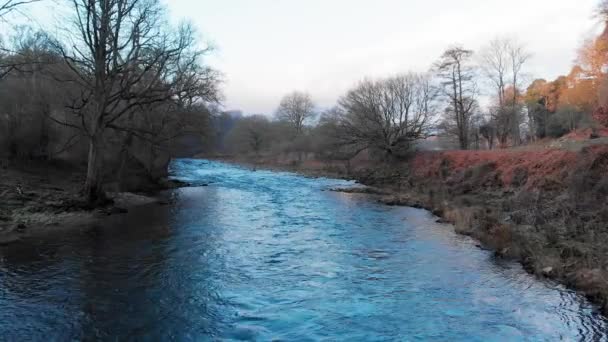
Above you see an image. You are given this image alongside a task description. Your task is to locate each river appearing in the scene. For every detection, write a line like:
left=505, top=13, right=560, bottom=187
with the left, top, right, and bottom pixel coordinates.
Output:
left=0, top=159, right=606, bottom=340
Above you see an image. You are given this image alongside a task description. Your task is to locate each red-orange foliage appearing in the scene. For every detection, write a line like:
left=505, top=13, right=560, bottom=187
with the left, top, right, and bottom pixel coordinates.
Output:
left=411, top=148, right=594, bottom=189
left=561, top=128, right=608, bottom=141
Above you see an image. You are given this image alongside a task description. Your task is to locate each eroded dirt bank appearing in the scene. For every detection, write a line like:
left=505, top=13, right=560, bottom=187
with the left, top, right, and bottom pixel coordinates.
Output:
left=215, top=145, right=608, bottom=314
left=367, top=146, right=608, bottom=315
left=0, top=160, right=183, bottom=244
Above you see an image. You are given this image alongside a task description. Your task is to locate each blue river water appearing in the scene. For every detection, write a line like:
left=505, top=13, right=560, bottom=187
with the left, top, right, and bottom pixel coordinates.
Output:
left=0, top=159, right=607, bottom=340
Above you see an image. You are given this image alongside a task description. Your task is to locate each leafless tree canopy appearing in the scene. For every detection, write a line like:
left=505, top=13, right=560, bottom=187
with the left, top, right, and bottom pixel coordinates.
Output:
left=275, top=91, right=316, bottom=135
left=225, top=115, right=272, bottom=156
left=481, top=39, right=510, bottom=107
left=480, top=38, right=530, bottom=146
left=435, top=46, right=477, bottom=150
left=0, top=0, right=39, bottom=18
left=0, top=1, right=43, bottom=78
left=52, top=0, right=220, bottom=201
left=332, top=73, right=438, bottom=157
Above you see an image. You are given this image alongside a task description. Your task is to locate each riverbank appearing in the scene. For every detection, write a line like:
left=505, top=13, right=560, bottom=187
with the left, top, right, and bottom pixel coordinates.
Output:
left=404, top=146, right=608, bottom=315
left=0, top=160, right=184, bottom=244
left=212, top=145, right=608, bottom=315
left=3, top=158, right=603, bottom=340
left=209, top=155, right=359, bottom=180
left=5, top=153, right=608, bottom=315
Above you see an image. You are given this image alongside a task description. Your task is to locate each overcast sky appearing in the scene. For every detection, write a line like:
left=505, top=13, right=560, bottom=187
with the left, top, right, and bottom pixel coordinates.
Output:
left=24, top=0, right=604, bottom=114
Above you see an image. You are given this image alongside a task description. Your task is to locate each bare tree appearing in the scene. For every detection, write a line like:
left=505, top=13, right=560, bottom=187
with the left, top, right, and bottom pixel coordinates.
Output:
left=479, top=120, right=496, bottom=150
left=226, top=115, right=271, bottom=157
left=507, top=40, right=530, bottom=145
left=480, top=39, right=509, bottom=109
left=333, top=73, right=438, bottom=158
left=0, top=0, right=43, bottom=78
left=54, top=0, right=217, bottom=202
left=275, top=91, right=316, bottom=135
left=0, top=0, right=39, bottom=18
left=435, top=46, right=477, bottom=150
left=480, top=38, right=530, bottom=146
left=0, top=27, right=71, bottom=160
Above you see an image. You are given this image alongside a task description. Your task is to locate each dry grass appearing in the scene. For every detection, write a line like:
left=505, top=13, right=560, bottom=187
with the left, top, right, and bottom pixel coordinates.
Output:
left=401, top=143, right=608, bottom=313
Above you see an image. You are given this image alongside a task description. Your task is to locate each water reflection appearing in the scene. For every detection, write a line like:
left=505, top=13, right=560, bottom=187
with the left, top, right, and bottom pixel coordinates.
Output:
left=0, top=159, right=606, bottom=340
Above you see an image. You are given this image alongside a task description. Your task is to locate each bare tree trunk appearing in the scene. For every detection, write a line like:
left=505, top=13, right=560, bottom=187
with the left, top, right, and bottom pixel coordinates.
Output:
left=148, top=144, right=158, bottom=179
left=511, top=114, right=521, bottom=145
left=84, top=133, right=103, bottom=203
left=118, top=111, right=135, bottom=189
left=117, top=135, right=133, bottom=190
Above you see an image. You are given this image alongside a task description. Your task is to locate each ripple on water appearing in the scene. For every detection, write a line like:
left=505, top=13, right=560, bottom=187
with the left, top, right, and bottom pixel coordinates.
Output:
left=0, top=159, right=606, bottom=340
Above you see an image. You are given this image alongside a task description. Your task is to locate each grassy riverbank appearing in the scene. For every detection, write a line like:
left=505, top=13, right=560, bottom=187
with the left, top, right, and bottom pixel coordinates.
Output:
left=213, top=144, right=608, bottom=315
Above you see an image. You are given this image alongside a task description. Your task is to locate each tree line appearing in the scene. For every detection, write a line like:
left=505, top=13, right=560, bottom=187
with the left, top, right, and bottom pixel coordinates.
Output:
left=221, top=1, right=608, bottom=160
left=4, top=0, right=608, bottom=201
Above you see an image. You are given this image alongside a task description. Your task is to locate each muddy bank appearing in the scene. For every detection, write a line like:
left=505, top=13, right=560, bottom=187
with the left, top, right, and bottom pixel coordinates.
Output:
left=0, top=160, right=186, bottom=244
left=217, top=147, right=608, bottom=315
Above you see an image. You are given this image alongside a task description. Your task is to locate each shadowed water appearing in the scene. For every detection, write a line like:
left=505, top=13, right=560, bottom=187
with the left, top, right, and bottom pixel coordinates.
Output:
left=0, top=159, right=606, bottom=340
